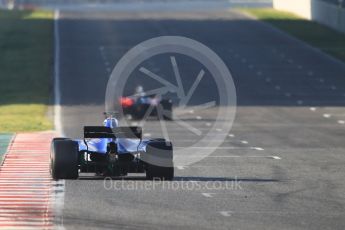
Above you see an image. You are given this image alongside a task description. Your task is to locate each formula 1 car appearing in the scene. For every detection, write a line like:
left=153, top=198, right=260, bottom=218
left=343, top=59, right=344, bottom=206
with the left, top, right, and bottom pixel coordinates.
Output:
left=50, top=113, right=174, bottom=180
left=120, top=86, right=173, bottom=120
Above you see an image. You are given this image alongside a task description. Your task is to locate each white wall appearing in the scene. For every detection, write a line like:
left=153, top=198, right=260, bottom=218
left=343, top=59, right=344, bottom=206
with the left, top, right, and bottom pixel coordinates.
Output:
left=273, top=0, right=345, bottom=33
left=274, top=0, right=312, bottom=19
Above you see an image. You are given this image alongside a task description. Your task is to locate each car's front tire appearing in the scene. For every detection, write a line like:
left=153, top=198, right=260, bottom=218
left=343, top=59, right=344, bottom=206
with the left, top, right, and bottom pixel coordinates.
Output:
left=51, top=138, right=79, bottom=180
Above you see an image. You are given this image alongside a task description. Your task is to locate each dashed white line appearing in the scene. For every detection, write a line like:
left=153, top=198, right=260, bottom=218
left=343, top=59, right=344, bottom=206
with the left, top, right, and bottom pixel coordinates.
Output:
left=241, top=140, right=248, bottom=144
left=202, top=193, right=215, bottom=198
left=252, top=147, right=264, bottom=151
left=219, top=211, right=233, bottom=217
left=274, top=85, right=281, bottom=90
left=285, top=92, right=291, bottom=97
left=310, top=107, right=316, bottom=111
left=323, top=114, right=331, bottom=118
left=338, top=120, right=345, bottom=124
left=228, top=134, right=235, bottom=138
left=176, top=166, right=186, bottom=170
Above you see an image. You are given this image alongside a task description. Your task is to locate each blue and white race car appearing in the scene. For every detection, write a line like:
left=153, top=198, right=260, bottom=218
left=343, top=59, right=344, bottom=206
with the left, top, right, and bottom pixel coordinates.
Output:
left=50, top=113, right=174, bottom=180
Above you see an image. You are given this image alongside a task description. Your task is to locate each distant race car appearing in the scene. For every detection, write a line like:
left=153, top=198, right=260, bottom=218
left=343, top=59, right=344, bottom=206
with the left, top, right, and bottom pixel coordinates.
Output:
left=50, top=113, right=174, bottom=180
left=120, top=86, right=173, bottom=120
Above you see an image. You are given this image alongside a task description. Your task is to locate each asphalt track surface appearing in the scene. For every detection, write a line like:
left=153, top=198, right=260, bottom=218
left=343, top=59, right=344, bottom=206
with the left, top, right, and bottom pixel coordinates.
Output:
left=57, top=8, right=345, bottom=230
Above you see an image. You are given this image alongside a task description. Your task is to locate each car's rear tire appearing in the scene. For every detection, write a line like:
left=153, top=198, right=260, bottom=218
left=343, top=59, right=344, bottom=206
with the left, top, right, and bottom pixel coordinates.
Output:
left=161, top=99, right=173, bottom=121
left=145, top=141, right=174, bottom=180
left=51, top=139, right=79, bottom=180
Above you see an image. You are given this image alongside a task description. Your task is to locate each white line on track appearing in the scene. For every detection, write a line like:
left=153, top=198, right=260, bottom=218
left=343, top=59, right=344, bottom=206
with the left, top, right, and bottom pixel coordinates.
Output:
left=219, top=211, right=233, bottom=217
left=54, top=10, right=66, bottom=230
left=201, top=193, right=215, bottom=198
left=323, top=114, right=331, bottom=118
left=52, top=180, right=65, bottom=230
left=54, top=10, right=63, bottom=137
left=310, top=107, right=316, bottom=111
left=338, top=120, right=345, bottom=124
left=252, top=147, right=264, bottom=151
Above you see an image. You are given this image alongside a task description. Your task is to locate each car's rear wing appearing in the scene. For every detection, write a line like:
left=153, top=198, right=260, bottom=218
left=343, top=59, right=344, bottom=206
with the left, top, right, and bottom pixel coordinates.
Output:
left=84, top=126, right=142, bottom=139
